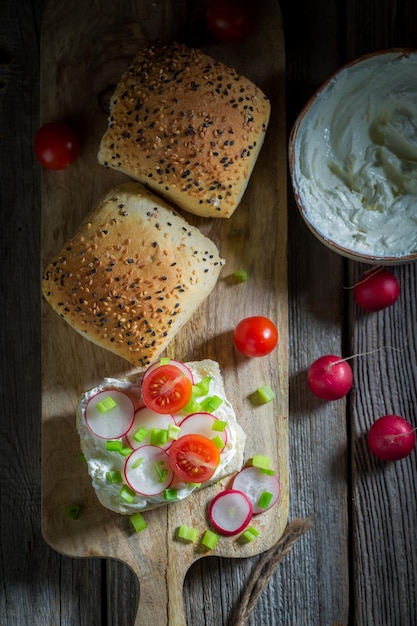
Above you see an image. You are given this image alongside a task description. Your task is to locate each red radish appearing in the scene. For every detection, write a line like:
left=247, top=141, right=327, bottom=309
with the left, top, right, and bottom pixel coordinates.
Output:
left=368, top=415, right=416, bottom=461
left=353, top=267, right=400, bottom=312
left=143, top=359, right=194, bottom=384
left=124, top=446, right=174, bottom=496
left=126, top=407, right=176, bottom=451
left=307, top=355, right=353, bottom=401
left=85, top=389, right=135, bottom=439
left=232, top=466, right=281, bottom=514
left=208, top=489, right=253, bottom=535
left=177, top=412, right=228, bottom=450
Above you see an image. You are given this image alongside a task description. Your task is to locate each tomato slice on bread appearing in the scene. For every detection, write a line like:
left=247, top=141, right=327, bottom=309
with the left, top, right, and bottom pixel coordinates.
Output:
left=168, top=434, right=220, bottom=483
left=141, top=364, right=192, bottom=414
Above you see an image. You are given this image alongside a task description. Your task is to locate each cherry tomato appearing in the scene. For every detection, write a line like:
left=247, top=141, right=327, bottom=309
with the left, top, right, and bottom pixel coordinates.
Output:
left=233, top=316, right=278, bottom=357
left=168, top=434, right=220, bottom=482
left=206, top=0, right=256, bottom=42
left=34, top=122, right=80, bottom=170
left=141, top=364, right=192, bottom=414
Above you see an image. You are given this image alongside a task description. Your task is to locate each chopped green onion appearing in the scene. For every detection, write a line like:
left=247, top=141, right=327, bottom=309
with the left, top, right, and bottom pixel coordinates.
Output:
left=106, top=470, right=123, bottom=484
left=168, top=424, right=181, bottom=440
left=119, top=445, right=133, bottom=457
left=106, top=440, right=122, bottom=452
left=65, top=504, right=80, bottom=520
left=120, top=485, right=136, bottom=502
left=260, top=468, right=275, bottom=476
left=150, top=428, right=168, bottom=446
left=257, top=490, right=273, bottom=509
left=201, top=395, right=223, bottom=412
left=211, top=419, right=227, bottom=432
left=233, top=269, right=248, bottom=282
left=159, top=357, right=171, bottom=365
left=211, top=434, right=224, bottom=450
left=242, top=526, right=260, bottom=542
left=163, top=488, right=178, bottom=501
left=183, top=395, right=201, bottom=414
left=154, top=460, right=168, bottom=483
left=131, top=457, right=143, bottom=470
left=133, top=427, right=148, bottom=442
left=257, top=385, right=276, bottom=403
left=252, top=455, right=271, bottom=471
left=78, top=452, right=86, bottom=463
left=201, top=529, right=219, bottom=550
left=187, top=482, right=201, bottom=488
left=177, top=525, right=198, bottom=542
left=130, top=512, right=147, bottom=533
left=193, top=376, right=212, bottom=397
left=96, top=396, right=117, bottom=413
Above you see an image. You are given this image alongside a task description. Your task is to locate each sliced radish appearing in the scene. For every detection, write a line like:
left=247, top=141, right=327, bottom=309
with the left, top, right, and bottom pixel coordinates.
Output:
left=178, top=412, right=228, bottom=450
left=124, top=446, right=174, bottom=496
left=232, top=466, right=281, bottom=514
left=85, top=389, right=135, bottom=439
left=126, top=406, right=177, bottom=450
left=209, top=489, right=253, bottom=536
left=143, top=359, right=194, bottom=384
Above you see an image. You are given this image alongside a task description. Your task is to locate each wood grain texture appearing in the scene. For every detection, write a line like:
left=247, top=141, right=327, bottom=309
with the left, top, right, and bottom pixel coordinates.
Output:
left=39, top=1, right=287, bottom=624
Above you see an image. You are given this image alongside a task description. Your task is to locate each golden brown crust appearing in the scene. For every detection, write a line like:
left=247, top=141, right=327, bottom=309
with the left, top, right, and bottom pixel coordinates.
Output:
left=42, top=182, right=224, bottom=366
left=98, top=41, right=270, bottom=218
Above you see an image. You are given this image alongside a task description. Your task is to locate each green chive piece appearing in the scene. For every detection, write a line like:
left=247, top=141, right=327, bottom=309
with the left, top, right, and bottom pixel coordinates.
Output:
left=187, top=482, right=201, bottom=488
left=260, top=468, right=275, bottom=476
left=252, top=455, right=271, bottom=471
left=155, top=460, right=168, bottom=483
left=78, top=452, right=86, bottom=463
left=120, top=485, right=136, bottom=503
left=211, top=419, right=227, bottom=432
left=201, top=395, right=223, bottom=412
left=178, top=524, right=198, bottom=542
left=159, top=357, right=171, bottom=365
left=242, top=526, right=260, bottom=542
left=106, top=470, right=123, bottom=484
left=168, top=424, right=181, bottom=440
left=130, top=512, right=147, bottom=533
left=106, top=440, right=122, bottom=452
left=193, top=376, right=212, bottom=397
left=211, top=434, right=224, bottom=450
left=257, top=490, right=273, bottom=509
left=257, top=385, right=276, bottom=403
left=183, top=395, right=202, bottom=414
left=131, top=457, right=143, bottom=470
left=150, top=428, right=168, bottom=446
left=120, top=445, right=133, bottom=457
left=233, top=269, right=248, bottom=282
left=65, top=504, right=80, bottom=520
left=163, top=488, right=178, bottom=501
left=201, top=529, right=219, bottom=550
left=96, top=396, right=117, bottom=413
left=133, top=427, right=148, bottom=442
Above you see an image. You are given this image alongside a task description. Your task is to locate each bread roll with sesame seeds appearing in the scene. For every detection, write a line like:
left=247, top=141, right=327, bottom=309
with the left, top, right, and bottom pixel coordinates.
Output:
left=97, top=41, right=270, bottom=218
left=42, top=182, right=225, bottom=367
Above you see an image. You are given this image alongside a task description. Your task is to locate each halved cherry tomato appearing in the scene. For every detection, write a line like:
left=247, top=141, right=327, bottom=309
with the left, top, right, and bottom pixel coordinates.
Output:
left=233, top=316, right=278, bottom=357
left=34, top=122, right=80, bottom=170
left=141, top=364, right=192, bottom=414
left=168, top=434, right=220, bottom=483
left=206, top=0, right=256, bottom=42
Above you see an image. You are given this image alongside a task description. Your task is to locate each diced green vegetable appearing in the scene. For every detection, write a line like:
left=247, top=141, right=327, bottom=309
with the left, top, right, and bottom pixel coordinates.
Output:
left=65, top=504, right=80, bottom=520
left=96, top=396, right=117, bottom=413
left=201, top=529, right=219, bottom=550
left=242, top=526, right=260, bottom=542
left=106, top=470, right=123, bottom=484
left=120, top=445, right=133, bottom=457
left=133, top=427, right=148, bottom=442
left=150, top=428, right=168, bottom=446
left=257, top=490, right=273, bottom=509
left=252, top=454, right=271, bottom=471
left=130, top=512, right=147, bottom=533
left=106, top=440, right=122, bottom=452
left=211, top=435, right=224, bottom=450
left=78, top=452, right=86, bottom=463
left=131, top=457, right=143, bottom=470
left=201, top=395, right=223, bottom=412
left=177, top=525, right=198, bottom=542
left=233, top=269, right=248, bottom=282
left=211, top=419, right=227, bottom=432
left=159, top=357, right=171, bottom=365
left=257, top=384, right=276, bottom=403
left=163, top=488, right=178, bottom=501
left=193, top=376, right=212, bottom=397
left=168, top=424, right=181, bottom=440
left=120, top=485, right=136, bottom=503
left=154, top=460, right=168, bottom=483
left=260, top=468, right=275, bottom=476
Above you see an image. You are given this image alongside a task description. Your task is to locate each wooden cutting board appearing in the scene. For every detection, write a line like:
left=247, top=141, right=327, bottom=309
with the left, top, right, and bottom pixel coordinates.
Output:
left=40, top=1, right=288, bottom=624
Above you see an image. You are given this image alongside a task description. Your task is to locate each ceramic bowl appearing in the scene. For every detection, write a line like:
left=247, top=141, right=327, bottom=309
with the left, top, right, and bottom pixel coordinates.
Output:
left=289, top=49, right=417, bottom=265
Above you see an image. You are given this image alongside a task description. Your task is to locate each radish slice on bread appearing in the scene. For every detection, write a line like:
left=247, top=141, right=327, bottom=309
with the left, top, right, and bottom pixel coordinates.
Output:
left=143, top=359, right=194, bottom=384
left=126, top=407, right=177, bottom=451
left=124, top=446, right=174, bottom=496
left=209, top=489, right=253, bottom=536
left=85, top=390, right=135, bottom=439
left=232, top=466, right=281, bottom=514
left=178, top=412, right=228, bottom=449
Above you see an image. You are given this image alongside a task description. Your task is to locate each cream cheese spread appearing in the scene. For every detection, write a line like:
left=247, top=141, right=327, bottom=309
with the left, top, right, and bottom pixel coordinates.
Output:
left=76, top=359, right=246, bottom=515
left=292, top=51, right=417, bottom=258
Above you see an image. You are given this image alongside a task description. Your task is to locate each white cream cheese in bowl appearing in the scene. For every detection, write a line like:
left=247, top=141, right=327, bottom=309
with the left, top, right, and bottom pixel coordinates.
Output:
left=289, top=49, right=417, bottom=264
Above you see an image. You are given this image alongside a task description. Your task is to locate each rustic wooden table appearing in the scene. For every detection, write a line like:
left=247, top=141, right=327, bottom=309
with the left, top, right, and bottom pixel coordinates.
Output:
left=1, top=0, right=416, bottom=625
